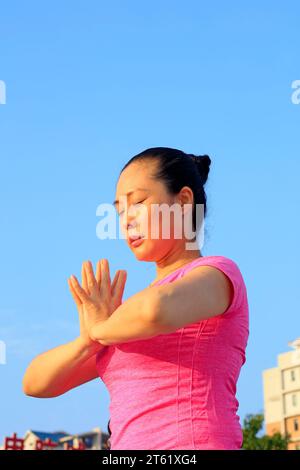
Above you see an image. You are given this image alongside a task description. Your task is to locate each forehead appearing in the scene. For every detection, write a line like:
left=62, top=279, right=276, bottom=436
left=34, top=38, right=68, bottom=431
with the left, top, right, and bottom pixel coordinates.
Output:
left=115, top=161, right=157, bottom=199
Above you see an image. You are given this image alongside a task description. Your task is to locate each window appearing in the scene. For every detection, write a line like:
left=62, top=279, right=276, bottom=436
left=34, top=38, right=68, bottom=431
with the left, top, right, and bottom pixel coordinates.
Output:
left=292, top=394, right=297, bottom=406
left=294, top=419, right=299, bottom=431
left=291, top=370, right=296, bottom=381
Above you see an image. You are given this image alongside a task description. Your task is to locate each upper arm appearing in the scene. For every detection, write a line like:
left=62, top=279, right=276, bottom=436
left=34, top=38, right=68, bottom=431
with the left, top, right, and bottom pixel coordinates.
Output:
left=152, top=265, right=234, bottom=332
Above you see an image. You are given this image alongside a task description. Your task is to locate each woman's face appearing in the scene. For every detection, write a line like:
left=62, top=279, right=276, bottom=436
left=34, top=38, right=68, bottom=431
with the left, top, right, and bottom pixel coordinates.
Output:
left=114, top=160, right=194, bottom=261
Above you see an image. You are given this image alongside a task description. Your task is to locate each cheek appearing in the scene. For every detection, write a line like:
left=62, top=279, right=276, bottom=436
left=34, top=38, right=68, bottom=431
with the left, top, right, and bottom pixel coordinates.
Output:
left=146, top=206, right=178, bottom=242
left=134, top=205, right=150, bottom=234
left=134, top=201, right=183, bottom=243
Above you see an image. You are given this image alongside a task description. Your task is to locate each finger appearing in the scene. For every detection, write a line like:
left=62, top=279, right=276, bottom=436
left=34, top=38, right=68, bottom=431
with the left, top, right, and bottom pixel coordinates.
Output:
left=81, top=261, right=90, bottom=295
left=70, top=275, right=90, bottom=303
left=100, top=259, right=111, bottom=298
left=95, top=260, right=102, bottom=289
left=111, top=270, right=120, bottom=292
left=67, top=278, right=82, bottom=308
left=111, top=270, right=122, bottom=295
left=85, top=260, right=98, bottom=293
left=112, top=270, right=127, bottom=304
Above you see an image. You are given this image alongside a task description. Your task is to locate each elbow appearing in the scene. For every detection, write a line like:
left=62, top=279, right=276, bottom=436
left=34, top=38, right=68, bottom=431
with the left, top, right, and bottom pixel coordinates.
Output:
left=22, top=371, right=33, bottom=396
left=22, top=383, right=56, bottom=398
left=22, top=374, right=52, bottom=398
left=22, top=366, right=40, bottom=397
left=22, top=379, right=37, bottom=397
left=22, top=376, right=41, bottom=398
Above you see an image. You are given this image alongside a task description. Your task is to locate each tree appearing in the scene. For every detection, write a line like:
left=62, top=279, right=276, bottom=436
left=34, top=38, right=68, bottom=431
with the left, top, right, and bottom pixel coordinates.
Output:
left=242, top=413, right=290, bottom=450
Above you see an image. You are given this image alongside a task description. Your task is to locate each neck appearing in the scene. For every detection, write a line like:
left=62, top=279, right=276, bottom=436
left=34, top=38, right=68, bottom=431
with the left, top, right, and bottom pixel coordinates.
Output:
left=150, top=248, right=202, bottom=286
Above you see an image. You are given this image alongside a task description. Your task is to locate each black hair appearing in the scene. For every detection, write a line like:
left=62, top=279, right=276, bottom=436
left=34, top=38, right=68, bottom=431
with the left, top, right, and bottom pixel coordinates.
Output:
left=119, top=147, right=211, bottom=233
left=105, top=419, right=112, bottom=450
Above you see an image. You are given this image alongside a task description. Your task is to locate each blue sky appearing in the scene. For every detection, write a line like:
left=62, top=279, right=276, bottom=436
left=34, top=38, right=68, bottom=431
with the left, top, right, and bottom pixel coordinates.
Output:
left=0, top=0, right=299, bottom=443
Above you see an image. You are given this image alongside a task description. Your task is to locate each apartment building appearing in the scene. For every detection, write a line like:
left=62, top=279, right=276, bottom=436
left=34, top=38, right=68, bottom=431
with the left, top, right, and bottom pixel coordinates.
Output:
left=263, top=338, right=300, bottom=450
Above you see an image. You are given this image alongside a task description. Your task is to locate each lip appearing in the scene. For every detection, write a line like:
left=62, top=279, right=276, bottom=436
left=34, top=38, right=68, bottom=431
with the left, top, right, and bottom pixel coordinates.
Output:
left=129, top=236, right=145, bottom=247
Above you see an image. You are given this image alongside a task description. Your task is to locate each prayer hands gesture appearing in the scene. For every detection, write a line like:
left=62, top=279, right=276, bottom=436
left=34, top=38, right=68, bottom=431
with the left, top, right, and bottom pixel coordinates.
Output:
left=67, top=259, right=127, bottom=350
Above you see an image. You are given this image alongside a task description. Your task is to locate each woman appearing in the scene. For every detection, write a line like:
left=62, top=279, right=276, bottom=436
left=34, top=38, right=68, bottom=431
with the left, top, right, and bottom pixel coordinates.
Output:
left=22, top=147, right=249, bottom=450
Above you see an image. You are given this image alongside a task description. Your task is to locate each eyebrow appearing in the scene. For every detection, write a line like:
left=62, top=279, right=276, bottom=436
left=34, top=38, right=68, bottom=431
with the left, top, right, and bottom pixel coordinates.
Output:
left=113, top=188, right=149, bottom=207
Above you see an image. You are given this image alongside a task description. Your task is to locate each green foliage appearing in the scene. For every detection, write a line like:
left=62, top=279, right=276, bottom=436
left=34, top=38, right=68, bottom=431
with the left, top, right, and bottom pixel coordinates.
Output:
left=242, top=413, right=290, bottom=450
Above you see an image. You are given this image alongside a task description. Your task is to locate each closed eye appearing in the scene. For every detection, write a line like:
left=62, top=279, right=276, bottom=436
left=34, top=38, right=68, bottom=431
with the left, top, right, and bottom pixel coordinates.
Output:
left=118, top=200, right=146, bottom=216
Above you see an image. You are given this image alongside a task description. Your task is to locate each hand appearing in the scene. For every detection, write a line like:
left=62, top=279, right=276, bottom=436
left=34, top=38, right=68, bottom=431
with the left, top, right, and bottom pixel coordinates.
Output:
left=67, top=259, right=127, bottom=350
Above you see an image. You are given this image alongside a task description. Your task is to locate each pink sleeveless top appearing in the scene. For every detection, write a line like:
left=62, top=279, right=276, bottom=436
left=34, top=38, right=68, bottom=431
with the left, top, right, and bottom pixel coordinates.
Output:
left=95, top=255, right=249, bottom=450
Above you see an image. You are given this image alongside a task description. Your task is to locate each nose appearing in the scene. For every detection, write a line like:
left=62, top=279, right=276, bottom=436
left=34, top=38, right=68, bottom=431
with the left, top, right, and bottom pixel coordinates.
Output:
left=127, top=220, right=137, bottom=232
left=119, top=212, right=138, bottom=238
left=119, top=204, right=145, bottom=239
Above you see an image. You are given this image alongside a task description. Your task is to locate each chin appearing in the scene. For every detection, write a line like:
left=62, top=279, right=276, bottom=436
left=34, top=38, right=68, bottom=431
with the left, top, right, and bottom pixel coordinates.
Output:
left=129, top=239, right=153, bottom=261
left=131, top=239, right=170, bottom=262
left=132, top=247, right=153, bottom=262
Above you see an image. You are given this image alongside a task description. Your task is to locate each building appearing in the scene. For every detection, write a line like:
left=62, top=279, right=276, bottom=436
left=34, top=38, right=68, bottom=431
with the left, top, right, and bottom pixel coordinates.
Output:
left=58, top=427, right=109, bottom=450
left=263, top=337, right=300, bottom=450
left=23, top=430, right=69, bottom=450
left=1, top=427, right=110, bottom=450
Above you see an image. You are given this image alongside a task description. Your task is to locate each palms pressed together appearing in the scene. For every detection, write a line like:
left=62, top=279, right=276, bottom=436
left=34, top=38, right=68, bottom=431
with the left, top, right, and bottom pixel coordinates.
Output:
left=67, top=259, right=127, bottom=351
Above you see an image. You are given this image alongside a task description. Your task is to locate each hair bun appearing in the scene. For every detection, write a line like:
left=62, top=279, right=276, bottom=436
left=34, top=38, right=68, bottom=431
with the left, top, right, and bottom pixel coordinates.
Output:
left=190, top=154, right=211, bottom=185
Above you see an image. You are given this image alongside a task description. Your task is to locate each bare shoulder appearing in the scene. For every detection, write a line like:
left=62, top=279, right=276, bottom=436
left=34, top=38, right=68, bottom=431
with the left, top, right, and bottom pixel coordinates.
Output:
left=154, top=264, right=235, bottom=330
left=187, top=264, right=234, bottom=309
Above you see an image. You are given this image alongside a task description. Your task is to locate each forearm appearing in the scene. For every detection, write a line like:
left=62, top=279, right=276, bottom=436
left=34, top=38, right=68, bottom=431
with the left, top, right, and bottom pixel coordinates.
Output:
left=22, top=337, right=103, bottom=398
left=89, top=287, right=169, bottom=346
